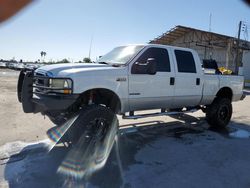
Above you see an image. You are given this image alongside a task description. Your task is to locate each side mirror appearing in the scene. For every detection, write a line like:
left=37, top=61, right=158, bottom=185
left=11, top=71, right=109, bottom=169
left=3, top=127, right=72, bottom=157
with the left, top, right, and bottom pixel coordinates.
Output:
left=146, top=58, right=157, bottom=75
left=132, top=58, right=157, bottom=75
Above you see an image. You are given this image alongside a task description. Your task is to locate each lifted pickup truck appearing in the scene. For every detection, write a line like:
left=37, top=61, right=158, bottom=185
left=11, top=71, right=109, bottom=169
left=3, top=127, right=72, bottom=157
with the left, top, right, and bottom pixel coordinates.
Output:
left=18, top=44, right=245, bottom=141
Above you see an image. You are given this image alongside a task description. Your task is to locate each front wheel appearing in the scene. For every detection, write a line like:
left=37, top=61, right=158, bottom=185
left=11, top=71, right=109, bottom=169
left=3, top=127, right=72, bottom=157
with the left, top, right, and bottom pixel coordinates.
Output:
left=206, top=98, right=232, bottom=128
left=64, top=105, right=119, bottom=144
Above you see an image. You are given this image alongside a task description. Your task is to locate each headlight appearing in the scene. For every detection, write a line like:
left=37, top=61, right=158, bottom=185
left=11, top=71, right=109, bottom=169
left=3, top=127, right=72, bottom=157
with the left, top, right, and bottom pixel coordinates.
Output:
left=48, top=78, right=72, bottom=94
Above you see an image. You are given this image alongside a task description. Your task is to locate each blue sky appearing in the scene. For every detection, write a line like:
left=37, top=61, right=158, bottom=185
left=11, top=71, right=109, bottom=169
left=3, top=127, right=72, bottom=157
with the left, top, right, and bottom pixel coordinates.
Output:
left=0, top=0, right=249, bottom=62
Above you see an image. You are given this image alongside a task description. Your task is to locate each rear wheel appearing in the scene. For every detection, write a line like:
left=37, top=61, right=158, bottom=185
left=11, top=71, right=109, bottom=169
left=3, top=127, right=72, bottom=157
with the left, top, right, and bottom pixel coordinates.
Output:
left=206, top=98, right=232, bottom=128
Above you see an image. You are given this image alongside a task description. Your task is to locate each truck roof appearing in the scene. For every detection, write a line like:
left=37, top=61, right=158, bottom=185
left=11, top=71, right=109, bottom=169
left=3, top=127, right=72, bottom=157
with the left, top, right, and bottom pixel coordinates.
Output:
left=118, top=43, right=196, bottom=52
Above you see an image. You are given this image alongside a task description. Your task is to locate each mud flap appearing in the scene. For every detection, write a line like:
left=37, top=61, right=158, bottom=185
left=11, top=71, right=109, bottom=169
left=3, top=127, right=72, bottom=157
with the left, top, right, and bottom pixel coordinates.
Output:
left=21, top=71, right=35, bottom=113
left=17, top=70, right=25, bottom=103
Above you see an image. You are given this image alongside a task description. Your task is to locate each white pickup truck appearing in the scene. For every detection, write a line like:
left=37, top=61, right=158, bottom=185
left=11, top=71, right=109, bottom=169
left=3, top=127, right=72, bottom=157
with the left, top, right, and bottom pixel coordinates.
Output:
left=18, top=44, right=245, bottom=141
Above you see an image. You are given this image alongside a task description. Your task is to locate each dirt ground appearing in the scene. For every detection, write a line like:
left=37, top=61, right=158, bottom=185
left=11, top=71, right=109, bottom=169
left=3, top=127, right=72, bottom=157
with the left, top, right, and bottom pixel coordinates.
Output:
left=0, top=69, right=52, bottom=145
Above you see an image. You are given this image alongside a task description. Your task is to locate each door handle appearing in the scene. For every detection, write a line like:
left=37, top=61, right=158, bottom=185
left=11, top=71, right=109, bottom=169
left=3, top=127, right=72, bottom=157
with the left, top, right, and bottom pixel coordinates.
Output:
left=196, top=78, right=200, bottom=85
left=170, top=77, right=175, bottom=85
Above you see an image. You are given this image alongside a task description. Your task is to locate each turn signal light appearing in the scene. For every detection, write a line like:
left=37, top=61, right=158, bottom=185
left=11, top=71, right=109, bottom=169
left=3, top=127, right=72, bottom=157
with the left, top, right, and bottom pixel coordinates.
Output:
left=63, top=89, right=71, bottom=94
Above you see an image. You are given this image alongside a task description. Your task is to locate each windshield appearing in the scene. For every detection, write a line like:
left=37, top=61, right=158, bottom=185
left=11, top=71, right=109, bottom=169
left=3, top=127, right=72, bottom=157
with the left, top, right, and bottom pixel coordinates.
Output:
left=97, top=45, right=144, bottom=65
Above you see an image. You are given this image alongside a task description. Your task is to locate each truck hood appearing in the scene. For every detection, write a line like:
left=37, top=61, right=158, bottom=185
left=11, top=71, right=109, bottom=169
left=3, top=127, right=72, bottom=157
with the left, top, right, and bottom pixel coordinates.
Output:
left=35, top=63, right=120, bottom=77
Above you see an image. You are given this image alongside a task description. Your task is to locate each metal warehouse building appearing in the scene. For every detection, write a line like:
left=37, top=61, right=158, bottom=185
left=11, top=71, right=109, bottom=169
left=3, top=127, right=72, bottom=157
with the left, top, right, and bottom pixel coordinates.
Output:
left=150, top=25, right=250, bottom=85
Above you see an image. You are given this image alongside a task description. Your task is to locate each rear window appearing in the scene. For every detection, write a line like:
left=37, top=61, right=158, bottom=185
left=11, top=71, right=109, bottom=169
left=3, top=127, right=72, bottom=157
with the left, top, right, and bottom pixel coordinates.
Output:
left=175, top=50, right=196, bottom=73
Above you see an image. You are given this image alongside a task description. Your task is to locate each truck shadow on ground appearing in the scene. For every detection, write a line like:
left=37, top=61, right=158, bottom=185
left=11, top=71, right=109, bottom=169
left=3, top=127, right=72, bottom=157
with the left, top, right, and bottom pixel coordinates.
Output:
left=3, top=114, right=250, bottom=188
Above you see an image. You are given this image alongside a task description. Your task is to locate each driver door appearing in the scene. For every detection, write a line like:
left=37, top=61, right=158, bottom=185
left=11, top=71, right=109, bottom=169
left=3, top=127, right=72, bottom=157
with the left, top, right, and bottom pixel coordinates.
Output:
left=128, top=47, right=175, bottom=111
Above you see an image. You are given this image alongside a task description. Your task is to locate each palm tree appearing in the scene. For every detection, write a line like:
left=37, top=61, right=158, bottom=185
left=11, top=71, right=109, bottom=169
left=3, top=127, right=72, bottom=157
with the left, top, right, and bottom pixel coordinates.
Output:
left=40, top=51, right=46, bottom=62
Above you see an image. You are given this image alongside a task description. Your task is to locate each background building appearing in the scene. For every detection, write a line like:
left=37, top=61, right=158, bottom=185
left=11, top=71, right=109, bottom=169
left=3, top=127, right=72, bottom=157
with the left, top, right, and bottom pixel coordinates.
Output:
left=149, top=25, right=250, bottom=78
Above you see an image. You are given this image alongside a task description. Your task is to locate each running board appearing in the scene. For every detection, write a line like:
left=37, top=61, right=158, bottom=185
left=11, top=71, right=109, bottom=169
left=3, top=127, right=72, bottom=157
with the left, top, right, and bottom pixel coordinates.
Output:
left=122, top=109, right=199, bottom=120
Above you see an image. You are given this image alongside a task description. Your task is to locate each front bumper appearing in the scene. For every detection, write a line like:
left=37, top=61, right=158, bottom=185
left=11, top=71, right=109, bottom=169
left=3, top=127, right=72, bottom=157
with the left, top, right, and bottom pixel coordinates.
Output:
left=18, top=69, right=79, bottom=113
left=32, top=94, right=79, bottom=112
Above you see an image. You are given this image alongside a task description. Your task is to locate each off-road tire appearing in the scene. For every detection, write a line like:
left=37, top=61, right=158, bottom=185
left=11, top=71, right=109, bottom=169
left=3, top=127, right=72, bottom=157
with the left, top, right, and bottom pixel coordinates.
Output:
left=206, top=98, right=232, bottom=128
left=63, top=105, right=118, bottom=143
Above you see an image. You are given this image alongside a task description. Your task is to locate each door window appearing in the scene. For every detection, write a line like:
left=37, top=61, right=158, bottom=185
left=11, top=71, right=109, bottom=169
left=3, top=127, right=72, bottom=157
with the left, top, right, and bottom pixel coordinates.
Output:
left=175, top=50, right=196, bottom=73
left=135, top=47, right=171, bottom=72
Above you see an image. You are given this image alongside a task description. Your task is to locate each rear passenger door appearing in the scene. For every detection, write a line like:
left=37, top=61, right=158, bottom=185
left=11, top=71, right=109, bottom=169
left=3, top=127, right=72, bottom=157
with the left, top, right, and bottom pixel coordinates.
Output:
left=172, top=49, right=203, bottom=107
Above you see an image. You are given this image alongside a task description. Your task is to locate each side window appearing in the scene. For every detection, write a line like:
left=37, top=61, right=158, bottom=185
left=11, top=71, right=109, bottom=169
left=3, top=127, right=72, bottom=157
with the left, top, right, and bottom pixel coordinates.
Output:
left=136, top=47, right=171, bottom=72
left=175, top=50, right=196, bottom=73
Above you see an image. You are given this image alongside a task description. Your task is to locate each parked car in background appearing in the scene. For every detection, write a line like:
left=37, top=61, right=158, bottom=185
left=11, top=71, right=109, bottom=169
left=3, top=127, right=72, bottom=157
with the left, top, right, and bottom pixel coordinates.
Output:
left=24, top=64, right=32, bottom=70
left=25, top=64, right=38, bottom=70
left=0, top=62, right=6, bottom=68
left=7, top=62, right=15, bottom=69
left=16, top=63, right=25, bottom=70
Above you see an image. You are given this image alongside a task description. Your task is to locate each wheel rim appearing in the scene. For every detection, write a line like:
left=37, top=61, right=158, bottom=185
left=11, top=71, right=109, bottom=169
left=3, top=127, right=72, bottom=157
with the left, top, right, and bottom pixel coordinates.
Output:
left=90, top=118, right=110, bottom=141
left=218, top=105, right=229, bottom=121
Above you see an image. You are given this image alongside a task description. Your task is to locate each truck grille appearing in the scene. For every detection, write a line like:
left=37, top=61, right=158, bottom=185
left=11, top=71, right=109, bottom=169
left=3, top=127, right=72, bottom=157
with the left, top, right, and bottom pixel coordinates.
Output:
left=33, top=72, right=50, bottom=94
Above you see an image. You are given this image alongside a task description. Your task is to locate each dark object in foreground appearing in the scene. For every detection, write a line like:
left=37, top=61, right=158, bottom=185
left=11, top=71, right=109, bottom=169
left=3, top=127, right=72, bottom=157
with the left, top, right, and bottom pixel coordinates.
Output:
left=0, top=0, right=32, bottom=24
left=243, top=0, right=250, bottom=6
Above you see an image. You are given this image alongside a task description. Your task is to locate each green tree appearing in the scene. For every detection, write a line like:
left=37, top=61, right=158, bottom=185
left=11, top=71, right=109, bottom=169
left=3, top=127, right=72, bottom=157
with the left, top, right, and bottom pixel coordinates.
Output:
left=57, top=58, right=70, bottom=64
left=83, top=57, right=91, bottom=63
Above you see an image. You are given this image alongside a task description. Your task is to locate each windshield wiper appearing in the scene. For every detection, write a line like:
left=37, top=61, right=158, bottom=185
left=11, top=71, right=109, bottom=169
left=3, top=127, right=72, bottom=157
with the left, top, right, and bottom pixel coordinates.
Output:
left=98, top=61, right=123, bottom=67
left=111, top=63, right=123, bottom=67
left=98, top=61, right=110, bottom=65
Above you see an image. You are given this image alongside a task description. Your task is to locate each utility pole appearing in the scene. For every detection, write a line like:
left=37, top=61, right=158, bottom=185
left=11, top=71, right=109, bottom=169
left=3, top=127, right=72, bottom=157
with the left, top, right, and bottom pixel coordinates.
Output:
left=88, top=34, right=94, bottom=59
left=209, top=13, right=212, bottom=32
left=235, top=21, right=242, bottom=74
left=208, top=13, right=212, bottom=59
